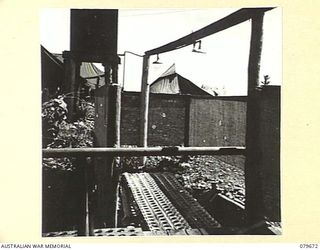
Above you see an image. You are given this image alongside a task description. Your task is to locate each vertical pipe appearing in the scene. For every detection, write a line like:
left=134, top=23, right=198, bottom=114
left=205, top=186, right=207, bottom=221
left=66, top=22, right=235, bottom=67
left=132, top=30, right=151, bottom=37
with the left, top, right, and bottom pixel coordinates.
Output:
left=122, top=53, right=126, bottom=88
left=244, top=12, right=265, bottom=227
left=139, top=55, right=150, bottom=165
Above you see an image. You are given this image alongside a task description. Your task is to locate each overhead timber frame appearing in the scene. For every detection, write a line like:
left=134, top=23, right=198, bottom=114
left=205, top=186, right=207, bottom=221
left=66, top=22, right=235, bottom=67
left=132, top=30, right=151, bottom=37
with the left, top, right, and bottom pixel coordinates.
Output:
left=139, top=7, right=275, bottom=225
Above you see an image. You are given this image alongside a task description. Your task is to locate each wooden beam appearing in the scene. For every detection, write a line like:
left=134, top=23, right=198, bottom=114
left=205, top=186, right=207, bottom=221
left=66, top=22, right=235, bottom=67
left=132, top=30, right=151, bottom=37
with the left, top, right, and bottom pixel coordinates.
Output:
left=145, top=8, right=274, bottom=56
left=244, top=12, right=265, bottom=226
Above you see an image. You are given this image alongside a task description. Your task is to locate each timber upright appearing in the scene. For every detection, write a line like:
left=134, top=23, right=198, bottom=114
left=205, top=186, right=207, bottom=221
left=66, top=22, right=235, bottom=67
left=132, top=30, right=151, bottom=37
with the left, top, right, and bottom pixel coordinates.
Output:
left=62, top=9, right=120, bottom=232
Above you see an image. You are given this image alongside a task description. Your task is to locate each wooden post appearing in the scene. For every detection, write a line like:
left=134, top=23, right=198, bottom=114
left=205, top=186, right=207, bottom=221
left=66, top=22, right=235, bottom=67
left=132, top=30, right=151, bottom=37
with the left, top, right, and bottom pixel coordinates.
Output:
left=139, top=55, right=150, bottom=165
left=106, top=70, right=116, bottom=148
left=93, top=64, right=113, bottom=228
left=63, top=55, right=80, bottom=121
left=115, top=84, right=122, bottom=147
left=93, top=85, right=108, bottom=228
left=77, top=156, right=94, bottom=236
left=105, top=63, right=117, bottom=227
left=68, top=8, right=119, bottom=230
left=244, top=12, right=265, bottom=226
left=76, top=157, right=88, bottom=236
left=107, top=63, right=121, bottom=148
left=86, top=157, right=95, bottom=236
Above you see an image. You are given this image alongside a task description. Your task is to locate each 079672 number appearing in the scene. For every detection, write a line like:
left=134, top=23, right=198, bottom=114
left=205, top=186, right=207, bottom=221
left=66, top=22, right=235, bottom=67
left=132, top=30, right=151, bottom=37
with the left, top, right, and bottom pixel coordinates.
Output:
left=300, top=244, right=319, bottom=248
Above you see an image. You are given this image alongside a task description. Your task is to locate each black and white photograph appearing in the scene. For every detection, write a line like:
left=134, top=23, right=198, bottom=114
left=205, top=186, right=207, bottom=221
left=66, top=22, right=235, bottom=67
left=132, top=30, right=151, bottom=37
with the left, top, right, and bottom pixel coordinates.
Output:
left=41, top=8, right=281, bottom=237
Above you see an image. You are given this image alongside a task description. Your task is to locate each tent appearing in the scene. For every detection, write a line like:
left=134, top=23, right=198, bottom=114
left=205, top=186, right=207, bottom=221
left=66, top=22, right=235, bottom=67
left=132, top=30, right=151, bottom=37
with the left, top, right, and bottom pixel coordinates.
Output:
left=41, top=45, right=109, bottom=100
left=53, top=53, right=105, bottom=89
left=41, top=45, right=108, bottom=101
left=150, top=64, right=216, bottom=96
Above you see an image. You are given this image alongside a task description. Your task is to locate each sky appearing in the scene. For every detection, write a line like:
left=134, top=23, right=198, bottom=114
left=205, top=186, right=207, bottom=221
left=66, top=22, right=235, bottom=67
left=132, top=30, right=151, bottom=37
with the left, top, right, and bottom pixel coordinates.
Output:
left=40, top=8, right=282, bottom=96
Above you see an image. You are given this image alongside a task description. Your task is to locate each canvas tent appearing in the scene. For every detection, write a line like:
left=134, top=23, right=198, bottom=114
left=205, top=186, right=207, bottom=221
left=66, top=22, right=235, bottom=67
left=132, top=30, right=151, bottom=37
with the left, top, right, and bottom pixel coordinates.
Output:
left=53, top=53, right=105, bottom=89
left=41, top=45, right=107, bottom=90
left=150, top=64, right=216, bottom=96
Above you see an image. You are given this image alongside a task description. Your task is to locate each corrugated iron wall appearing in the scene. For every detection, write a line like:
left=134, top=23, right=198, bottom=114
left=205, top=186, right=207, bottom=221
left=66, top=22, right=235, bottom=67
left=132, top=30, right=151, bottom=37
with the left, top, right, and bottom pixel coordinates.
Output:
left=188, top=97, right=247, bottom=169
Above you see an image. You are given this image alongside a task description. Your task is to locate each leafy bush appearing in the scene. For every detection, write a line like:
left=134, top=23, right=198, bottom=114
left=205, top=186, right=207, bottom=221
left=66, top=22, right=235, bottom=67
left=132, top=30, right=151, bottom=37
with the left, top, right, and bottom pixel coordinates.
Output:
left=42, top=97, right=68, bottom=147
left=42, top=95, right=94, bottom=171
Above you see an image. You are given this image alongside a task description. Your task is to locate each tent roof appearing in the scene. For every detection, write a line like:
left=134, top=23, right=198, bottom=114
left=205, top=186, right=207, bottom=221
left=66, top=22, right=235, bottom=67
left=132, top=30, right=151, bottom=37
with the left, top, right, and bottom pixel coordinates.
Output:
left=159, top=63, right=176, bottom=78
left=150, top=64, right=214, bottom=96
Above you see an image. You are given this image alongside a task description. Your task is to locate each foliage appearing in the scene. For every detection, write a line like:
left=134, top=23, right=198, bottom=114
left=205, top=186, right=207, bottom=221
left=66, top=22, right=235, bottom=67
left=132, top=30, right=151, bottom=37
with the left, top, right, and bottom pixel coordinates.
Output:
left=47, top=119, right=94, bottom=148
left=261, top=75, right=271, bottom=85
left=42, top=97, right=68, bottom=146
left=42, top=95, right=94, bottom=171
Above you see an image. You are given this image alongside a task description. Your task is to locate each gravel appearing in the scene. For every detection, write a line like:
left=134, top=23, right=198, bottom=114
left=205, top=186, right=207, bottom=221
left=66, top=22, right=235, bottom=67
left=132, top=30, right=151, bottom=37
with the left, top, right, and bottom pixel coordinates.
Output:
left=120, top=154, right=245, bottom=206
